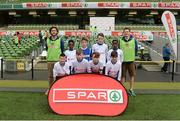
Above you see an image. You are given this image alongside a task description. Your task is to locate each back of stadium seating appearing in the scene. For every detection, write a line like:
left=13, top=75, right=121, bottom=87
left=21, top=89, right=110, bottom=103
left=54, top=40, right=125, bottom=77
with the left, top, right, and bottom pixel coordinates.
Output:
left=0, top=35, right=39, bottom=59
left=7, top=24, right=79, bottom=30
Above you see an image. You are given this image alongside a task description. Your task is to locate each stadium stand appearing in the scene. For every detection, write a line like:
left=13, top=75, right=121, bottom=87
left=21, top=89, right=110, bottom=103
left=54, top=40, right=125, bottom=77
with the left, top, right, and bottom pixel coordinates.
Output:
left=6, top=24, right=79, bottom=30
left=85, top=25, right=166, bottom=31
left=5, top=24, right=180, bottom=31
left=0, top=35, right=39, bottom=59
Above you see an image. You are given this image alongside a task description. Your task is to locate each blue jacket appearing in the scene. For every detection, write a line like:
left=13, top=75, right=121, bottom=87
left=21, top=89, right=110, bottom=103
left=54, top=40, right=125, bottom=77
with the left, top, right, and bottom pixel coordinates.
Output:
left=163, top=46, right=171, bottom=58
left=81, top=47, right=91, bottom=61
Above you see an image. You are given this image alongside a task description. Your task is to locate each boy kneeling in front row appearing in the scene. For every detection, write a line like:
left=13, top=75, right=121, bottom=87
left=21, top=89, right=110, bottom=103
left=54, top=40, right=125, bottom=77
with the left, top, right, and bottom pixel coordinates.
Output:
left=88, top=52, right=104, bottom=74
left=53, top=53, right=70, bottom=81
left=71, top=49, right=89, bottom=74
left=105, top=51, right=122, bottom=81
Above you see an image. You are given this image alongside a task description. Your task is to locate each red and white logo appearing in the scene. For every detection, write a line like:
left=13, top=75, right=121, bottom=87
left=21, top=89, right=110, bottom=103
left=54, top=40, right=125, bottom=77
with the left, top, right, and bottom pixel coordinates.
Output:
left=53, top=89, right=123, bottom=103
left=161, top=11, right=177, bottom=58
left=48, top=74, right=128, bottom=116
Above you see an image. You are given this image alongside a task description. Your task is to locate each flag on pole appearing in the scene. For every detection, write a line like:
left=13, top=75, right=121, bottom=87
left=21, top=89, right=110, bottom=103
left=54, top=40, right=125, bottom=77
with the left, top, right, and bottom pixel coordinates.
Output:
left=161, top=11, right=177, bottom=59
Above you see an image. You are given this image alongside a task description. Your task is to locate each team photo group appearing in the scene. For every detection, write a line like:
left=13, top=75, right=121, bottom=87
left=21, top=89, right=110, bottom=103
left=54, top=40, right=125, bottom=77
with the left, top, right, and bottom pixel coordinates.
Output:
left=46, top=26, right=138, bottom=97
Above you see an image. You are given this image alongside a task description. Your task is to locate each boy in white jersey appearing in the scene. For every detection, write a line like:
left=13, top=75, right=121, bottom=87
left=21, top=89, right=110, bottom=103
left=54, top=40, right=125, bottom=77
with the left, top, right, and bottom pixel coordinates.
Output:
left=88, top=52, right=103, bottom=74
left=71, top=49, right=89, bottom=74
left=92, top=33, right=108, bottom=68
left=64, top=40, right=76, bottom=67
left=107, top=40, right=123, bottom=63
left=53, top=53, right=70, bottom=81
left=105, top=51, right=122, bottom=81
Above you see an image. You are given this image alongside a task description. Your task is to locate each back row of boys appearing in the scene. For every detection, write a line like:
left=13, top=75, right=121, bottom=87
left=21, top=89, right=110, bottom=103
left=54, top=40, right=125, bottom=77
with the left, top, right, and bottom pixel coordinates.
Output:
left=46, top=26, right=138, bottom=96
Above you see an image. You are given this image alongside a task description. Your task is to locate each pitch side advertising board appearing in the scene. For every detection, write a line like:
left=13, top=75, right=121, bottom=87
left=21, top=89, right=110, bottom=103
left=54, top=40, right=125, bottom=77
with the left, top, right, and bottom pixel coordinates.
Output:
left=48, top=74, right=128, bottom=116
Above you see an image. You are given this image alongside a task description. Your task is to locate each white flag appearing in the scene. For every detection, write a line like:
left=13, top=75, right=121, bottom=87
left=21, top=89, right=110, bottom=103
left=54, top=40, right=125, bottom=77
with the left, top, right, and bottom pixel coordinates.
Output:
left=161, top=11, right=177, bottom=59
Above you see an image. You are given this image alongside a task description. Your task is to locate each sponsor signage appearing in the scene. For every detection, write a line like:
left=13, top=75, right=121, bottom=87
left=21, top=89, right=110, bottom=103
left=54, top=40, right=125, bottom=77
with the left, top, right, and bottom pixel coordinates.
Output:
left=0, top=30, right=155, bottom=41
left=158, top=2, right=180, bottom=9
left=65, top=31, right=91, bottom=36
left=161, top=11, right=178, bottom=59
left=16, top=62, right=25, bottom=71
left=48, top=74, right=128, bottom=116
left=98, top=2, right=120, bottom=8
left=129, top=2, right=152, bottom=8
left=2, top=2, right=180, bottom=9
left=0, top=4, right=12, bottom=9
left=22, top=3, right=49, bottom=8
left=112, top=31, right=153, bottom=41
left=62, top=2, right=85, bottom=8
left=53, top=89, right=123, bottom=103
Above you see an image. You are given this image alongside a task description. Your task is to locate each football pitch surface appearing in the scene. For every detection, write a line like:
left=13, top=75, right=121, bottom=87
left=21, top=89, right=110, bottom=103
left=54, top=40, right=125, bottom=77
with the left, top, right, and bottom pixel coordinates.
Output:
left=0, top=92, right=179, bottom=120
left=0, top=81, right=180, bottom=120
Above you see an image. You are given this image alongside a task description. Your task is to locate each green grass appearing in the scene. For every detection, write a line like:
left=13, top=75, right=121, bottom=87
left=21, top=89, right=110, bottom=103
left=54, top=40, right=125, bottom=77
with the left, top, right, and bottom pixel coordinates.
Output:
left=0, top=80, right=49, bottom=88
left=0, top=92, right=180, bottom=120
left=0, top=80, right=180, bottom=90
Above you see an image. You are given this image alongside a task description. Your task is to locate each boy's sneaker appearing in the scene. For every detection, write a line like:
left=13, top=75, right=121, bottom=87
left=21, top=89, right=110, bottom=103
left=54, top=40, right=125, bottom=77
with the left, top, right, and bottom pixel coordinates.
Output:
left=45, top=89, right=49, bottom=96
left=126, top=89, right=132, bottom=96
left=129, top=89, right=136, bottom=97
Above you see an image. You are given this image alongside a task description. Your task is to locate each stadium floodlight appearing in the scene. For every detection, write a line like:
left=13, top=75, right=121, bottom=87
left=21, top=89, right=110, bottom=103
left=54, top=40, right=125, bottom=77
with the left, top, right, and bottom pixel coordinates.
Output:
left=108, top=14, right=115, bottom=17
left=88, top=14, right=95, bottom=16
left=70, top=15, right=77, bottom=16
left=173, top=12, right=178, bottom=15
left=129, top=11, right=137, bottom=15
left=48, top=11, right=56, bottom=15
left=29, top=11, right=37, bottom=15
left=127, top=14, right=134, bottom=17
left=9, top=11, right=16, bottom=15
left=150, top=11, right=158, bottom=15
left=146, top=15, right=153, bottom=17
left=109, top=11, right=118, bottom=15
left=14, top=14, right=21, bottom=17
left=69, top=11, right=77, bottom=15
left=51, top=14, right=58, bottom=17
left=88, top=11, right=96, bottom=16
left=33, top=15, right=40, bottom=17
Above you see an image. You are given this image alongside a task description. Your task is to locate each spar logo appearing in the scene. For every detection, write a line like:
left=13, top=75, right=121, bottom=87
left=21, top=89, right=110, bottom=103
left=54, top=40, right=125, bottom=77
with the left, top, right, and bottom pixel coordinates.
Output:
left=109, top=91, right=121, bottom=102
left=53, top=89, right=123, bottom=104
left=48, top=74, right=128, bottom=116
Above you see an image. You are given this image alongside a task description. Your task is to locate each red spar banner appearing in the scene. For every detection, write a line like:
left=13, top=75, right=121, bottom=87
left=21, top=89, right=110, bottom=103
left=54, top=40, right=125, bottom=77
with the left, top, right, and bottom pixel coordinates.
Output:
left=25, top=3, right=49, bottom=8
left=98, top=2, right=120, bottom=7
left=130, top=2, right=152, bottom=8
left=158, top=2, right=180, bottom=8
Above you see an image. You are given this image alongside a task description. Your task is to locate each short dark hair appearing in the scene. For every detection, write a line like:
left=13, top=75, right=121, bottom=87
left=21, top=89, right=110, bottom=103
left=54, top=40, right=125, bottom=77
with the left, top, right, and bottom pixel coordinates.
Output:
left=49, top=26, right=59, bottom=33
left=112, top=40, right=118, bottom=43
left=76, top=49, right=83, bottom=55
left=111, top=51, right=118, bottom=58
left=68, top=40, right=74, bottom=44
left=81, top=37, right=88, bottom=42
left=92, top=52, right=100, bottom=58
left=123, top=27, right=131, bottom=32
left=59, top=53, right=66, bottom=57
left=97, top=33, right=104, bottom=38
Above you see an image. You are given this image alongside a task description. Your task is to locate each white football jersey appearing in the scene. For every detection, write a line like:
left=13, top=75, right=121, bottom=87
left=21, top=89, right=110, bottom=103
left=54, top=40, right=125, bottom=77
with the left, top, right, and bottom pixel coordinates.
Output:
left=53, top=62, right=70, bottom=80
left=64, top=50, right=76, bottom=66
left=71, top=59, right=89, bottom=74
left=88, top=60, right=104, bottom=74
left=92, top=43, right=108, bottom=66
left=107, top=49, right=124, bottom=63
left=105, top=61, right=122, bottom=81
